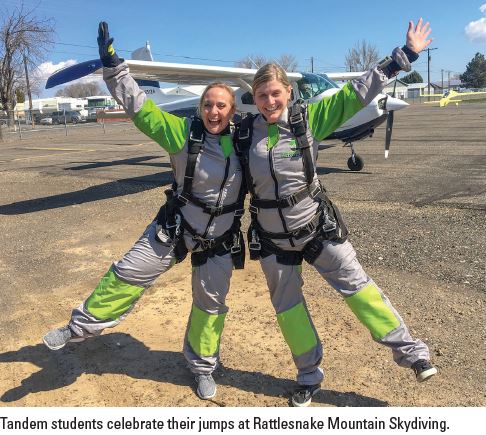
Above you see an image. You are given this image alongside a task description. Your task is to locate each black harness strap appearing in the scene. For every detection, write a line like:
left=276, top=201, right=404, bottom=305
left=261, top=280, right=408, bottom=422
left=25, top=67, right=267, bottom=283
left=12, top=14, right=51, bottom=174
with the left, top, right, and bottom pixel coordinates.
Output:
left=288, top=102, right=315, bottom=186
left=252, top=203, right=325, bottom=240
left=178, top=192, right=245, bottom=217
left=182, top=117, right=205, bottom=196
left=249, top=181, right=322, bottom=212
left=234, top=112, right=256, bottom=197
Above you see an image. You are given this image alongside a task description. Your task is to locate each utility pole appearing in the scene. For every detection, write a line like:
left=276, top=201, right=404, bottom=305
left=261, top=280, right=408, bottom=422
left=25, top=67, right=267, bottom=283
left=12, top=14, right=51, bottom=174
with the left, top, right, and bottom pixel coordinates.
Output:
left=23, top=54, right=34, bottom=127
left=310, top=56, right=314, bottom=73
left=426, top=47, right=438, bottom=101
left=441, top=69, right=444, bottom=90
left=448, top=70, right=451, bottom=90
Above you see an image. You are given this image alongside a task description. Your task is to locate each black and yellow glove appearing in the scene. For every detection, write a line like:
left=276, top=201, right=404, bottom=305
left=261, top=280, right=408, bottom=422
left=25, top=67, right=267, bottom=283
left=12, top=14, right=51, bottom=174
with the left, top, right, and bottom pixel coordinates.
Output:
left=97, top=21, right=122, bottom=68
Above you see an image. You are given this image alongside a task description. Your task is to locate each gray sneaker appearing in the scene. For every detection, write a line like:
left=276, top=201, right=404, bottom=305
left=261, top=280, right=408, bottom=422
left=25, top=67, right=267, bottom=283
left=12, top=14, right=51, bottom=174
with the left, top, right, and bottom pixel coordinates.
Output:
left=291, top=384, right=321, bottom=407
left=411, top=359, right=437, bottom=382
left=43, top=326, right=84, bottom=350
left=195, top=374, right=216, bottom=400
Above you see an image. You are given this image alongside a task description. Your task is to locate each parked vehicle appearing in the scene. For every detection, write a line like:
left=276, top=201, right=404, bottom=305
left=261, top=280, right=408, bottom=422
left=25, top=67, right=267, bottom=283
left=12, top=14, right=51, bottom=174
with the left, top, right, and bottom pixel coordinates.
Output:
left=51, top=110, right=85, bottom=124
left=39, top=117, right=53, bottom=125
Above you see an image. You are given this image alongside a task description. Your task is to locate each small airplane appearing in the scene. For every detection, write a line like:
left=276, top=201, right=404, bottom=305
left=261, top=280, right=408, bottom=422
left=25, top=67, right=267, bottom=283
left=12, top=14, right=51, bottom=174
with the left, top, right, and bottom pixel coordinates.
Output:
left=424, top=89, right=486, bottom=107
left=46, top=43, right=409, bottom=171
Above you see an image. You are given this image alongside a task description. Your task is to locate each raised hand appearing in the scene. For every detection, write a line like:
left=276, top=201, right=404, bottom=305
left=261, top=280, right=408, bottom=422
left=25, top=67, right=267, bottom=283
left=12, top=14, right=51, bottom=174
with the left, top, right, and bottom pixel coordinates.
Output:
left=406, top=18, right=432, bottom=53
left=97, top=21, right=122, bottom=68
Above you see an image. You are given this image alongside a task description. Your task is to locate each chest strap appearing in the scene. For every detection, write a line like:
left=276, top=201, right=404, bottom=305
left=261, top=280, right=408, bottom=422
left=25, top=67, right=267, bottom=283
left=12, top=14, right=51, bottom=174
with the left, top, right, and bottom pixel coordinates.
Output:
left=249, top=181, right=322, bottom=213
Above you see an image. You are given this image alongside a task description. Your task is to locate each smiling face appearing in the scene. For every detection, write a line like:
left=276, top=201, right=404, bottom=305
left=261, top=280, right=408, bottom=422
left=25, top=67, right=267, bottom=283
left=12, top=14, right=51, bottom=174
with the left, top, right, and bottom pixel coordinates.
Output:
left=253, top=79, right=292, bottom=123
left=200, top=86, right=235, bottom=135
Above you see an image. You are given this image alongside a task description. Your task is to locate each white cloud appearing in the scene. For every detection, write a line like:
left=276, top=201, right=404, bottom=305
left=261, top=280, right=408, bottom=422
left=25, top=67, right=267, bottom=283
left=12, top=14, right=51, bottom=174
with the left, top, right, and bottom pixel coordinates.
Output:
left=34, top=59, right=78, bottom=80
left=465, top=4, right=486, bottom=42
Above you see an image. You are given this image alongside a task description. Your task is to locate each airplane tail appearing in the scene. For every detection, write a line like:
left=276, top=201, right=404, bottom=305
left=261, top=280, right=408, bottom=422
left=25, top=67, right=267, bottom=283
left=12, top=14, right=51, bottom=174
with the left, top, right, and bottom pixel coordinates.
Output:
left=131, top=42, right=161, bottom=90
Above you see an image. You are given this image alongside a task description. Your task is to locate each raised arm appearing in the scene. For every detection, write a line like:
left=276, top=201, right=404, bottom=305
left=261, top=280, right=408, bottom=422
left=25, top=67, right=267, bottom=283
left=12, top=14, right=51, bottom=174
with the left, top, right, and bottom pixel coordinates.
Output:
left=308, top=18, right=432, bottom=141
left=98, top=22, right=188, bottom=154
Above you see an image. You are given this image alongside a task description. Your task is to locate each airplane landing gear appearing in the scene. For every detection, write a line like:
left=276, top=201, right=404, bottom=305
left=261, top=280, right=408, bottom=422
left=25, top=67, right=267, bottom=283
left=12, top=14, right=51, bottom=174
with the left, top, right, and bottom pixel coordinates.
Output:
left=346, top=142, right=364, bottom=171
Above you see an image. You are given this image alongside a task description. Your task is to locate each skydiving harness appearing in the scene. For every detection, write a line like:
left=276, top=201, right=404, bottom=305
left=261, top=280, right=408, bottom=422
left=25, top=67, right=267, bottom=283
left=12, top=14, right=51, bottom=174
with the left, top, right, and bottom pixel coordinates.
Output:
left=155, top=117, right=245, bottom=269
left=234, top=101, right=348, bottom=265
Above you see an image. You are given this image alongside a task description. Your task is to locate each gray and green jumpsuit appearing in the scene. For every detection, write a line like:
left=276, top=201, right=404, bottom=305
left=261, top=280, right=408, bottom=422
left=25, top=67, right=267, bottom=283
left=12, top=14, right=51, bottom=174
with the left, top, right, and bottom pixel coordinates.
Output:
left=247, top=64, right=430, bottom=386
left=68, top=62, right=243, bottom=375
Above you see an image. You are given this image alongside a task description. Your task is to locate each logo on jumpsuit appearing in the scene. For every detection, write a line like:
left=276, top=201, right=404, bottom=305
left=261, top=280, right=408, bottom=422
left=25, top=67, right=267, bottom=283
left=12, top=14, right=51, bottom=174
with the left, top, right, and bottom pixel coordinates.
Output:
left=280, top=139, right=301, bottom=158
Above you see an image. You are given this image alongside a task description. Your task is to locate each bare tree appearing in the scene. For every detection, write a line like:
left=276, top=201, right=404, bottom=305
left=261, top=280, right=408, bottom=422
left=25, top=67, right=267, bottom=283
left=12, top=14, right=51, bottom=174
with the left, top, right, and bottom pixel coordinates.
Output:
left=276, top=54, right=298, bottom=72
left=345, top=40, right=380, bottom=72
left=235, top=55, right=269, bottom=69
left=0, top=3, right=54, bottom=124
left=236, top=53, right=298, bottom=71
left=54, top=82, right=103, bottom=98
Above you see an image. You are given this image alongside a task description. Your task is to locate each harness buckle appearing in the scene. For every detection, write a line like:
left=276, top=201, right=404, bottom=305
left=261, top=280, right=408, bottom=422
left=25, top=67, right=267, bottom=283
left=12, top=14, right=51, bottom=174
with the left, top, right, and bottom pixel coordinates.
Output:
left=249, top=229, right=261, bottom=251
left=286, top=193, right=298, bottom=207
left=289, top=112, right=304, bottom=125
left=174, top=214, right=182, bottom=236
left=293, top=217, right=318, bottom=238
left=231, top=244, right=242, bottom=254
left=194, top=235, right=215, bottom=250
left=310, top=184, right=321, bottom=198
left=189, top=130, right=204, bottom=143
left=238, top=129, right=250, bottom=140
left=321, top=212, right=337, bottom=233
left=207, top=205, right=224, bottom=216
left=249, top=242, right=261, bottom=251
left=177, top=194, right=189, bottom=205
left=249, top=204, right=259, bottom=214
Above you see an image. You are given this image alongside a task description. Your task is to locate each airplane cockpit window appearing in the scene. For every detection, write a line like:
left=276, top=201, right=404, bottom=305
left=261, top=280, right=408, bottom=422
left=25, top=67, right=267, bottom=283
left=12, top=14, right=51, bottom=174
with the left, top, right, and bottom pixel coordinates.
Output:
left=297, top=72, right=339, bottom=99
left=241, top=91, right=254, bottom=105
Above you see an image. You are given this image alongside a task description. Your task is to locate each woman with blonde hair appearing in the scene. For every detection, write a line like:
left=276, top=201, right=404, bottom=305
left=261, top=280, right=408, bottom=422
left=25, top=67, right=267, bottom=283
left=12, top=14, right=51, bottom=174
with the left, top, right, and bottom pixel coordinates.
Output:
left=235, top=18, right=436, bottom=406
left=43, top=22, right=245, bottom=401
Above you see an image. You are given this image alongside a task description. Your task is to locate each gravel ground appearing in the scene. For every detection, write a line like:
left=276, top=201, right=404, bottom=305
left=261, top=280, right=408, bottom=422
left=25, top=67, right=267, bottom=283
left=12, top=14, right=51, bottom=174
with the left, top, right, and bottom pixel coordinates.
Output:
left=0, top=103, right=485, bottom=407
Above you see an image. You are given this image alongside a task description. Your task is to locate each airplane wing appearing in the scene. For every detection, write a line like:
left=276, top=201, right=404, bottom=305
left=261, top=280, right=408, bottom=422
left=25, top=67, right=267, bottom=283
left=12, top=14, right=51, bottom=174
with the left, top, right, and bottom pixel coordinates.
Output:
left=46, top=58, right=304, bottom=90
left=325, top=71, right=366, bottom=81
left=125, top=60, right=303, bottom=86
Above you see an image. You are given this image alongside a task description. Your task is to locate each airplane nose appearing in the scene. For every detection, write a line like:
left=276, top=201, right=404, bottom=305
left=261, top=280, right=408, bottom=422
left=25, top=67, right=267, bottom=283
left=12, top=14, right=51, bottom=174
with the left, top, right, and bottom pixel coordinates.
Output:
left=386, top=96, right=409, bottom=111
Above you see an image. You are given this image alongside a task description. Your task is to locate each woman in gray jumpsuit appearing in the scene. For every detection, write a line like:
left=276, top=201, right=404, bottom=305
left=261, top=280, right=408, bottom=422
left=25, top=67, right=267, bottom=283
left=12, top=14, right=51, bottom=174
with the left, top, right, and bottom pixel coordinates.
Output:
left=43, top=23, right=244, bottom=401
left=236, top=18, right=437, bottom=406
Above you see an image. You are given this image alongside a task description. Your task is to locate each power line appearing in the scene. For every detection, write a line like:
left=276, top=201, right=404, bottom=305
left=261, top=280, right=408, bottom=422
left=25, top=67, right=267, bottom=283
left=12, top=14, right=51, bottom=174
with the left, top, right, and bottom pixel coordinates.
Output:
left=54, top=42, right=238, bottom=64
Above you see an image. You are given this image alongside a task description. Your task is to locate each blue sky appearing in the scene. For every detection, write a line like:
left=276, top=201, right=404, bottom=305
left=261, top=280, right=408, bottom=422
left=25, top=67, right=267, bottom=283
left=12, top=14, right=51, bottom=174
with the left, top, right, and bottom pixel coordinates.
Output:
left=4, top=0, right=486, bottom=96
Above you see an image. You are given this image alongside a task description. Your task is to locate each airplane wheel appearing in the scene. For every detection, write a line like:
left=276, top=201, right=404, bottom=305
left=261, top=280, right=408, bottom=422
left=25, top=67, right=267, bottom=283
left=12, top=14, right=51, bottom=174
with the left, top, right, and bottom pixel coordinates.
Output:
left=347, top=154, right=364, bottom=171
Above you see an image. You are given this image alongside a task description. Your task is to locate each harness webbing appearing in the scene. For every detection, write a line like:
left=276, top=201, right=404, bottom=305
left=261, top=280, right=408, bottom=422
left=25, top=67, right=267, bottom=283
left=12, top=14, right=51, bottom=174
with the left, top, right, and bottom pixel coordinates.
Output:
left=234, top=103, right=345, bottom=251
left=181, top=116, right=205, bottom=197
left=235, top=103, right=318, bottom=212
left=288, top=102, right=315, bottom=186
left=176, top=117, right=245, bottom=217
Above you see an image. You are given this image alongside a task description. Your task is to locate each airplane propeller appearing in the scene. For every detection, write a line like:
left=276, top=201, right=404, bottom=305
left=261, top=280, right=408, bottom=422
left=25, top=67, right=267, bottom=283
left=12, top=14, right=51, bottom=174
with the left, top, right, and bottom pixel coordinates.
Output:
left=384, top=79, right=398, bottom=158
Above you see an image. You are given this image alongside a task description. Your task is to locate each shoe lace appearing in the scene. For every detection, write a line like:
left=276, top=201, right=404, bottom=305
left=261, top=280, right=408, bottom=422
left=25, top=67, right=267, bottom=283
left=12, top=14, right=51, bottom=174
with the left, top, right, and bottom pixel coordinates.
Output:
left=197, top=374, right=213, bottom=383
